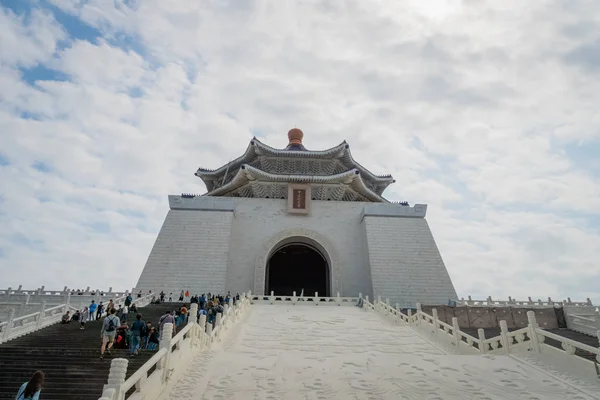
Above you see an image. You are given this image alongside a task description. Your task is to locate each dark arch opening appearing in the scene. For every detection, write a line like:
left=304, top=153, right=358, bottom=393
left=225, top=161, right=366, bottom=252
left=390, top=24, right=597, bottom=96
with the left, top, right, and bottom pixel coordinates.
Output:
left=266, top=243, right=329, bottom=296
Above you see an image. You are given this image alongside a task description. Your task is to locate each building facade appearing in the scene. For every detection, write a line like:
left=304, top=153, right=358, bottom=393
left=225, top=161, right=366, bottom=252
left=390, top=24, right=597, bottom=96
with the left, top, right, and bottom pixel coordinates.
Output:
left=136, top=129, right=458, bottom=306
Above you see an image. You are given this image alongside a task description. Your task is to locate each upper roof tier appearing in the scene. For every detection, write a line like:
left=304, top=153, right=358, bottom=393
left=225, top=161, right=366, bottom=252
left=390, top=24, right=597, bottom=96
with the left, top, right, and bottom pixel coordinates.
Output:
left=195, top=128, right=396, bottom=201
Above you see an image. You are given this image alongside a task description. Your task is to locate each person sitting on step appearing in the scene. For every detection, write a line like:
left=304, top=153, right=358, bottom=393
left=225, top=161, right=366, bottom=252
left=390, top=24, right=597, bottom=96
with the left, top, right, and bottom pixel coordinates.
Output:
left=61, top=311, right=71, bottom=324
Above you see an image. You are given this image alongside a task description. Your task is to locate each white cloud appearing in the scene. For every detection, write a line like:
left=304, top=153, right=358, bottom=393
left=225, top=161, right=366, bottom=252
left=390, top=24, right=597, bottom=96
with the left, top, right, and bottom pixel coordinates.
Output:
left=1, top=0, right=599, bottom=303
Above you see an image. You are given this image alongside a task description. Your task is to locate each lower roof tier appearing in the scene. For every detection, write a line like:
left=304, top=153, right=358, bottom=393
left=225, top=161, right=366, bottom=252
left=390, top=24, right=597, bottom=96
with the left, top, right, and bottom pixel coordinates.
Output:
left=202, top=165, right=388, bottom=202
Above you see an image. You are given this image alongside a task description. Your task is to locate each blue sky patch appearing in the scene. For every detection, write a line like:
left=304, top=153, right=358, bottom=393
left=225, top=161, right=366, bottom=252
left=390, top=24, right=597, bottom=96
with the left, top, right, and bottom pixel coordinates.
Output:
left=0, top=153, right=9, bottom=166
left=32, top=161, right=52, bottom=172
left=20, top=64, right=69, bottom=86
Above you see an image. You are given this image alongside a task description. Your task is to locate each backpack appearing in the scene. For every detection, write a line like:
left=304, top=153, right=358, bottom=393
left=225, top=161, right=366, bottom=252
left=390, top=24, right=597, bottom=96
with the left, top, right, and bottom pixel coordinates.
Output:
left=106, top=316, right=116, bottom=332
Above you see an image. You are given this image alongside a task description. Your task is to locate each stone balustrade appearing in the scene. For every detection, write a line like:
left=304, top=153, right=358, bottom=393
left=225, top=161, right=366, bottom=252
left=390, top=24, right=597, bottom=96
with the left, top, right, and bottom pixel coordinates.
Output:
left=455, top=295, right=595, bottom=308
left=0, top=292, right=155, bottom=345
left=250, top=291, right=360, bottom=306
left=365, top=297, right=600, bottom=370
left=98, top=293, right=251, bottom=400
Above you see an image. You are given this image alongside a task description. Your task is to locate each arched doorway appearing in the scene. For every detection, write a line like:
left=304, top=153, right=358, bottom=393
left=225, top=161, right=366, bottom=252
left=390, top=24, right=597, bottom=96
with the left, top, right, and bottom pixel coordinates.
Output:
left=265, top=243, right=330, bottom=296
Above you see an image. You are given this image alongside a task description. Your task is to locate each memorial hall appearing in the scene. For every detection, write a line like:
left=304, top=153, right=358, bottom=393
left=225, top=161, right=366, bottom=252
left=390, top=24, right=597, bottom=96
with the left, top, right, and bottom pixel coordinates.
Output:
left=136, top=128, right=458, bottom=306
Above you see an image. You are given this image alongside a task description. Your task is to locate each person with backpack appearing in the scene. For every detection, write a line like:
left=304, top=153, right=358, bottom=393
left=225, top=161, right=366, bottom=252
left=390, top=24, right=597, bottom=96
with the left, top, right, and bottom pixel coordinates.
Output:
left=16, top=370, right=44, bottom=400
left=158, top=310, right=176, bottom=340
left=100, top=308, right=120, bottom=360
left=124, top=294, right=132, bottom=307
left=129, top=313, right=146, bottom=356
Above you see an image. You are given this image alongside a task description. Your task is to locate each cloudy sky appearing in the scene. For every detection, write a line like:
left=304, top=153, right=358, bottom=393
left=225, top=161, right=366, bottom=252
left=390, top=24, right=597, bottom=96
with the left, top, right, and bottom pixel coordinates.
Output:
left=1, top=0, right=599, bottom=303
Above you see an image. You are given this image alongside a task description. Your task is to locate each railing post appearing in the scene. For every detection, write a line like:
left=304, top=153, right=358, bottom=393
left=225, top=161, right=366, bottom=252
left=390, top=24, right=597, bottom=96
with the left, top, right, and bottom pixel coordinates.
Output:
left=215, top=312, right=222, bottom=329
left=395, top=303, right=400, bottom=323
left=292, top=291, right=296, bottom=305
left=407, top=309, right=413, bottom=325
left=199, top=314, right=207, bottom=347
left=270, top=291, right=274, bottom=305
left=377, top=295, right=381, bottom=311
left=188, top=303, right=198, bottom=348
left=452, top=317, right=460, bottom=348
left=101, top=358, right=128, bottom=400
left=499, top=320, right=510, bottom=354
left=365, top=295, right=369, bottom=309
left=2, top=308, right=15, bottom=342
left=6, top=287, right=11, bottom=301
left=206, top=320, right=213, bottom=342
left=315, top=292, right=318, bottom=305
left=478, top=329, right=487, bottom=354
left=432, top=309, right=439, bottom=334
left=386, top=298, right=390, bottom=308
left=527, top=311, right=541, bottom=353
left=36, top=301, right=47, bottom=329
left=160, top=322, right=173, bottom=382
left=416, top=303, right=422, bottom=326
left=337, top=292, right=341, bottom=306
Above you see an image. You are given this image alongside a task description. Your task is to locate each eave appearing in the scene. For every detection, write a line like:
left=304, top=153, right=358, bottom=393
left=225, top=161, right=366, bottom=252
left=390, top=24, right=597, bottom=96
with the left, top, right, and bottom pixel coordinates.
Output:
left=205, top=165, right=388, bottom=202
left=194, top=138, right=396, bottom=194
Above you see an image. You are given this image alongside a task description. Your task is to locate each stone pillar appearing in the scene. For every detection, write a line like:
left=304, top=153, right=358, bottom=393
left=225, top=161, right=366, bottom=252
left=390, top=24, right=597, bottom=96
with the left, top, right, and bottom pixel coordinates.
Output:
left=415, top=303, right=422, bottom=326
left=159, top=323, right=173, bottom=382
left=292, top=291, right=297, bottom=305
left=337, top=292, right=341, bottom=306
left=270, top=291, right=274, bottom=305
left=215, top=312, right=222, bottom=328
left=365, top=295, right=369, bottom=309
left=407, top=309, right=413, bottom=325
left=101, top=358, right=129, bottom=400
left=188, top=303, right=198, bottom=347
left=2, top=308, right=15, bottom=342
left=452, top=317, right=460, bottom=348
left=199, top=314, right=207, bottom=347
left=478, top=329, right=487, bottom=354
left=432, top=309, right=439, bottom=334
left=527, top=311, right=541, bottom=353
left=395, top=303, right=400, bottom=323
left=499, top=320, right=510, bottom=355
left=36, top=301, right=46, bottom=329
left=5, top=287, right=11, bottom=301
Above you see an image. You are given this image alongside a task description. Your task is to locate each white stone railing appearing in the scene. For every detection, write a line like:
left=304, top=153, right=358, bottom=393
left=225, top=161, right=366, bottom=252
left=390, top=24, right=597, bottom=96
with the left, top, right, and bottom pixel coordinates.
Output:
left=250, top=291, right=360, bottom=306
left=0, top=286, right=157, bottom=311
left=0, top=302, right=77, bottom=344
left=98, top=294, right=251, bottom=400
left=456, top=295, right=594, bottom=308
left=564, top=305, right=600, bottom=337
left=0, top=292, right=154, bottom=345
left=366, top=296, right=600, bottom=368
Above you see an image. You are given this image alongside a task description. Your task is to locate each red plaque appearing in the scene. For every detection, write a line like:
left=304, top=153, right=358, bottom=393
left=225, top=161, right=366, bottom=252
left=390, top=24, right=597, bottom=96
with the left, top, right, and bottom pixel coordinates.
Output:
left=292, top=189, right=306, bottom=209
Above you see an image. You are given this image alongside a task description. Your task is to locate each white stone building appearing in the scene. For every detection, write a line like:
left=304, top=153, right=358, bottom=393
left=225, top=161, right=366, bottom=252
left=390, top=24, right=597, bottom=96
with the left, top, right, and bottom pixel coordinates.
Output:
left=136, top=129, right=457, bottom=306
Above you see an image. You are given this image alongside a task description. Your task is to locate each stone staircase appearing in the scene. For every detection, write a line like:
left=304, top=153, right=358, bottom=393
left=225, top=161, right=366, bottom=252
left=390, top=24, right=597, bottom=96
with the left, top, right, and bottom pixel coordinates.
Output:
left=0, top=302, right=187, bottom=400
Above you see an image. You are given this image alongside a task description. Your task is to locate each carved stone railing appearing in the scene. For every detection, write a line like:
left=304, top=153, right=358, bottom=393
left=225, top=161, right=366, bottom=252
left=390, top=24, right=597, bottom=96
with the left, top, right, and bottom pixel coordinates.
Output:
left=455, top=295, right=594, bottom=308
left=0, top=286, right=158, bottom=311
left=250, top=291, right=360, bottom=306
left=563, top=305, right=600, bottom=337
left=98, top=294, right=251, bottom=400
left=366, top=297, right=600, bottom=370
left=0, top=292, right=154, bottom=344
left=0, top=302, right=77, bottom=344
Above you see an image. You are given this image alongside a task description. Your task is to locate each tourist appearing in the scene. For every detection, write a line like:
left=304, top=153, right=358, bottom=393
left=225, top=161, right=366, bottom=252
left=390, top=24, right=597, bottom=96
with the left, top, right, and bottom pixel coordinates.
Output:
left=80, top=306, right=89, bottom=330
left=137, top=290, right=142, bottom=298
left=141, top=322, right=152, bottom=349
left=147, top=327, right=159, bottom=350
left=114, top=320, right=129, bottom=349
left=169, top=292, right=173, bottom=302
left=100, top=308, right=120, bottom=360
left=158, top=309, right=176, bottom=339
left=89, top=300, right=97, bottom=320
left=71, top=309, right=80, bottom=322
left=107, top=299, right=115, bottom=314
left=177, top=306, right=188, bottom=327
left=16, top=370, right=44, bottom=400
left=61, top=311, right=71, bottom=324
left=179, top=290, right=184, bottom=301
left=121, top=305, right=128, bottom=322
left=130, top=313, right=146, bottom=356
left=96, top=302, right=104, bottom=320
left=125, top=294, right=133, bottom=307
left=130, top=303, right=138, bottom=314
left=160, top=291, right=165, bottom=302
